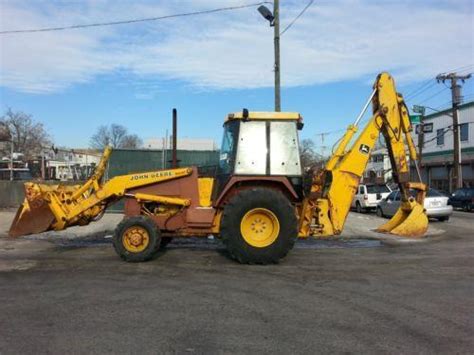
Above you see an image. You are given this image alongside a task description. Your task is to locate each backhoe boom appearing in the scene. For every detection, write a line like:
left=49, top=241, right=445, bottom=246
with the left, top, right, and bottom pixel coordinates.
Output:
left=299, top=72, right=428, bottom=238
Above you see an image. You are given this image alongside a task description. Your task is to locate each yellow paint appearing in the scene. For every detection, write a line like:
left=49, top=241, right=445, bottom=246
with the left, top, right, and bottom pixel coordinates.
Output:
left=134, top=193, right=190, bottom=206
left=198, top=178, right=214, bottom=207
left=299, top=72, right=428, bottom=238
left=376, top=202, right=428, bottom=237
left=9, top=145, right=194, bottom=236
left=210, top=210, right=222, bottom=234
left=240, top=208, right=280, bottom=248
left=122, top=226, right=150, bottom=253
left=12, top=72, right=428, bottom=242
left=226, top=111, right=302, bottom=122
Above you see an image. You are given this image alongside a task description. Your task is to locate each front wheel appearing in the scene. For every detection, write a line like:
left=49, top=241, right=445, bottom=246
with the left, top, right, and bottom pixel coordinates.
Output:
left=220, top=188, right=297, bottom=264
left=113, top=216, right=161, bottom=262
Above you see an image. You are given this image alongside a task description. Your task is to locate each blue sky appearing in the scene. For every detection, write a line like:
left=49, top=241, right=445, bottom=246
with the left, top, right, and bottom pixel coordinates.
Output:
left=0, top=0, right=473, bottom=150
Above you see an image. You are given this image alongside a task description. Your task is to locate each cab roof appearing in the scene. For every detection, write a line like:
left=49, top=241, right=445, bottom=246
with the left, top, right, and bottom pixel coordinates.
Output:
left=226, top=110, right=303, bottom=123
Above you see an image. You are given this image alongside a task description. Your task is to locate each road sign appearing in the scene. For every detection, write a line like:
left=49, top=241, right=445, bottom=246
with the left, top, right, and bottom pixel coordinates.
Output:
left=415, top=123, right=433, bottom=134
left=423, top=122, right=433, bottom=133
left=413, top=105, right=426, bottom=115
left=410, top=115, right=421, bottom=124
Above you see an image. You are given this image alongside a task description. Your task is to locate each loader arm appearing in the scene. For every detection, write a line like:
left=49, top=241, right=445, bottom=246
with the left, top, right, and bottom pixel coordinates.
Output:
left=9, top=147, right=193, bottom=237
left=299, top=72, right=428, bottom=238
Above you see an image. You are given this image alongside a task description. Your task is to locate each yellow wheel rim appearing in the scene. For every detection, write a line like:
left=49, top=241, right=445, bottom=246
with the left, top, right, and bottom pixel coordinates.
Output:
left=122, top=226, right=150, bottom=253
left=240, top=208, right=280, bottom=248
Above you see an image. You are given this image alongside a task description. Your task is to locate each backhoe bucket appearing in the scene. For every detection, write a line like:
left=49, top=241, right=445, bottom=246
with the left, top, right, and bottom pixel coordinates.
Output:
left=376, top=202, right=428, bottom=238
left=8, top=183, right=57, bottom=237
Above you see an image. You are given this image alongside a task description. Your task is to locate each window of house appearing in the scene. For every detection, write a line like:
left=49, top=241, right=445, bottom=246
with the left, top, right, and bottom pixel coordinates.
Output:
left=436, top=129, right=444, bottom=145
left=460, top=123, right=469, bottom=141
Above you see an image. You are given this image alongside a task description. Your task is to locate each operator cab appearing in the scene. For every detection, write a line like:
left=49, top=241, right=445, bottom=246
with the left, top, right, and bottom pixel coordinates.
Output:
left=216, top=109, right=304, bottom=196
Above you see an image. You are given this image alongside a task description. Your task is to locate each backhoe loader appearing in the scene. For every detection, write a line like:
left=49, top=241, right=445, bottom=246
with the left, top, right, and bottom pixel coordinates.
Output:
left=9, top=73, right=428, bottom=264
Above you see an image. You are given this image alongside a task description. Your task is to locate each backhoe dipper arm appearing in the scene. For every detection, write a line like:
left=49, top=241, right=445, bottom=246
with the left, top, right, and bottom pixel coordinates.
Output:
left=299, top=72, right=428, bottom=238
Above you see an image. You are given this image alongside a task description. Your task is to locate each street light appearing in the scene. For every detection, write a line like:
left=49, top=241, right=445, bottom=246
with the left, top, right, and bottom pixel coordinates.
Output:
left=257, top=1, right=281, bottom=112
left=257, top=5, right=274, bottom=25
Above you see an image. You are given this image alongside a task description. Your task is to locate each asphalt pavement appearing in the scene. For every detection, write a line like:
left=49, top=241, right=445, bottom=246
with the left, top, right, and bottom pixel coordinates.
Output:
left=0, top=211, right=473, bottom=354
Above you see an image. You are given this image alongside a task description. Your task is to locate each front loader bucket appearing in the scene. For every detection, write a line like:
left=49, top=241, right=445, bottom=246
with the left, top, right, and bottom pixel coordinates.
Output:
left=8, top=183, right=56, bottom=237
left=9, top=202, right=55, bottom=237
left=9, top=147, right=113, bottom=238
left=376, top=203, right=428, bottom=238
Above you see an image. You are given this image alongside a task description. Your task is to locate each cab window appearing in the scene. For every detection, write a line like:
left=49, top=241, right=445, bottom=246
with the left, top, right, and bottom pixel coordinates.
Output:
left=218, top=121, right=239, bottom=175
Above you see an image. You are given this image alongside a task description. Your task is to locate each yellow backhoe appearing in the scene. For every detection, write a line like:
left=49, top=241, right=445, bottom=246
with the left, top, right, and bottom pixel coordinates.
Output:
left=9, top=73, right=428, bottom=264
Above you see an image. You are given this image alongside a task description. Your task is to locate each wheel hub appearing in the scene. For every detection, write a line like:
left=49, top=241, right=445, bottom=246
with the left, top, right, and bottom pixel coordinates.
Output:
left=123, top=226, right=150, bottom=253
left=240, top=208, right=280, bottom=248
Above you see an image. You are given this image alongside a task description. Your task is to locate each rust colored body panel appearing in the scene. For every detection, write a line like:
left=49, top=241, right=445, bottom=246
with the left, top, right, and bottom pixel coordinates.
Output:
left=124, top=167, right=218, bottom=236
left=9, top=203, right=55, bottom=237
left=123, top=173, right=300, bottom=238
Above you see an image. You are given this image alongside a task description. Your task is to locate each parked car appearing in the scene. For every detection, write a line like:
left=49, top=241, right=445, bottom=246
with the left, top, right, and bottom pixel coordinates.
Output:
left=351, top=183, right=392, bottom=213
left=448, top=187, right=474, bottom=211
left=376, top=188, right=453, bottom=221
left=0, top=168, right=32, bottom=180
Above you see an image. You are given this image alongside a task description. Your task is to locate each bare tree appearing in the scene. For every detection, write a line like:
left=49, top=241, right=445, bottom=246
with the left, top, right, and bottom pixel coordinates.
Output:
left=90, top=124, right=142, bottom=149
left=300, top=138, right=321, bottom=170
left=1, top=109, right=51, bottom=159
left=90, top=125, right=110, bottom=149
left=0, top=122, right=10, bottom=141
left=110, top=124, right=127, bottom=147
left=121, top=134, right=143, bottom=149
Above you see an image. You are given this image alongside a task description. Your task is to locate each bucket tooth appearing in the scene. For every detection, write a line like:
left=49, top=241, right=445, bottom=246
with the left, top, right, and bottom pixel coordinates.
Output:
left=376, top=203, right=428, bottom=238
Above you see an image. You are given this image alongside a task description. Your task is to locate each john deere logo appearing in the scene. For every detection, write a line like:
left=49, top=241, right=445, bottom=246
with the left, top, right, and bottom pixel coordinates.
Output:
left=359, top=144, right=370, bottom=155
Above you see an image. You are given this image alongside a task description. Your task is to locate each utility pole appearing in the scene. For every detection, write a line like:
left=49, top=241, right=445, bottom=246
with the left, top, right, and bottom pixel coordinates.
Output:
left=436, top=72, right=472, bottom=191
left=257, top=2, right=281, bottom=111
left=273, top=0, right=281, bottom=112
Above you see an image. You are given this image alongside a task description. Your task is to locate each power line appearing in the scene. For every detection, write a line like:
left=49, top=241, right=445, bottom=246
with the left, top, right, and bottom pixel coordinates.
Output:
left=280, top=0, right=315, bottom=36
left=417, top=87, right=449, bottom=104
left=405, top=81, right=437, bottom=100
left=404, top=64, right=473, bottom=100
left=438, top=64, right=474, bottom=76
left=313, top=127, right=345, bottom=136
left=405, top=79, right=435, bottom=100
left=0, top=2, right=271, bottom=35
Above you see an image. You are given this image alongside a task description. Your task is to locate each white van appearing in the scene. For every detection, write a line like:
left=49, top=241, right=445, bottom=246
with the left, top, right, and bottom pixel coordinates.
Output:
left=351, top=184, right=392, bottom=213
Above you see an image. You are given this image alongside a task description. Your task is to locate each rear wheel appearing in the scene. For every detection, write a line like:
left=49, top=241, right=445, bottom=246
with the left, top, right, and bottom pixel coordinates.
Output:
left=437, top=216, right=449, bottom=222
left=376, top=206, right=384, bottom=218
left=220, top=188, right=297, bottom=264
left=113, top=216, right=161, bottom=262
left=356, top=201, right=364, bottom=213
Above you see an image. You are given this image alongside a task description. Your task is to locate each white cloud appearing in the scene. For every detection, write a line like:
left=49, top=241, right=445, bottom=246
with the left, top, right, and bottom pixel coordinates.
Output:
left=0, top=0, right=472, bottom=94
